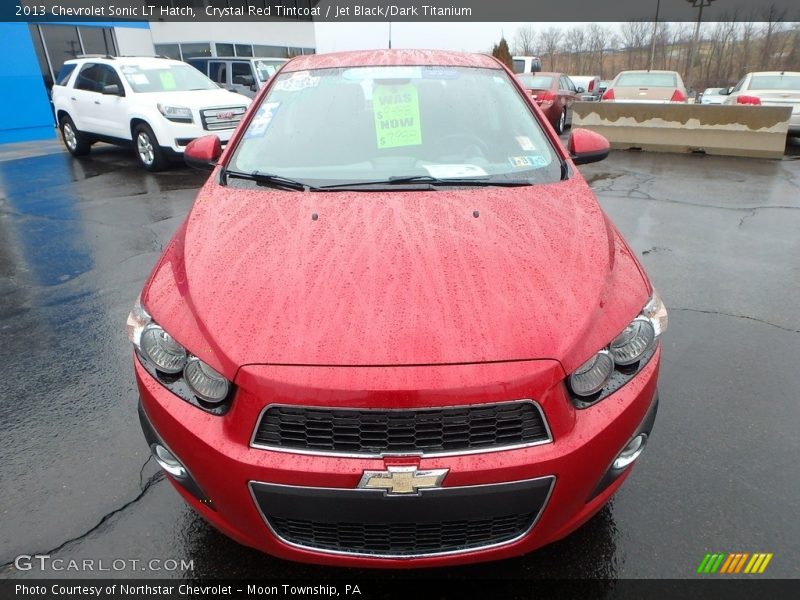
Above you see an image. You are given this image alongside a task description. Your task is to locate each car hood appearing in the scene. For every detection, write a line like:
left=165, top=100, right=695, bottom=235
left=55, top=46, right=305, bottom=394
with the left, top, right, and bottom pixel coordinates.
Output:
left=143, top=176, right=650, bottom=374
left=141, top=89, right=251, bottom=109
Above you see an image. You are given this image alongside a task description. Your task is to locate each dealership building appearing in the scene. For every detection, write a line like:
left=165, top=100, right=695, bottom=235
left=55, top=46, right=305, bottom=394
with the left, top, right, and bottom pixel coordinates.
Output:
left=2, top=10, right=316, bottom=144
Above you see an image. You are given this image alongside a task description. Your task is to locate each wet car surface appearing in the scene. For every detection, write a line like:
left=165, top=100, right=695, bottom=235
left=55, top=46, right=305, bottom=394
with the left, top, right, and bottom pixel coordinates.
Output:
left=1, top=140, right=799, bottom=578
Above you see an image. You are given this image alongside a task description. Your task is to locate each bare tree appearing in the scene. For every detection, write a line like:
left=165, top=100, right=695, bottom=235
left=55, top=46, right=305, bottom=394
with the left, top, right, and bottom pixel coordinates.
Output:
left=513, top=25, right=537, bottom=56
left=759, top=4, right=788, bottom=67
left=540, top=27, right=563, bottom=71
left=620, top=20, right=649, bottom=69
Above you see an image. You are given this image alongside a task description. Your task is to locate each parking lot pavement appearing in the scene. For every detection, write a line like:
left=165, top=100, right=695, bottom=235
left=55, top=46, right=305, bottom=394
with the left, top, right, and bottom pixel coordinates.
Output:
left=1, top=141, right=798, bottom=580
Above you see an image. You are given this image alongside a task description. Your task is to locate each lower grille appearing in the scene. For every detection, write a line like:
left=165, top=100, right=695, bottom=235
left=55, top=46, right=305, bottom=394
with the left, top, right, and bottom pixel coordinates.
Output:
left=200, top=106, right=247, bottom=131
left=270, top=514, right=535, bottom=556
left=251, top=476, right=553, bottom=557
left=252, top=401, right=551, bottom=457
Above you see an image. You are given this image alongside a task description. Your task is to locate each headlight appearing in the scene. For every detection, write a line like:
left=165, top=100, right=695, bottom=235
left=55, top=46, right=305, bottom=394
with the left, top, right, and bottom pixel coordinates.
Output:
left=569, top=350, right=614, bottom=396
left=568, top=290, right=666, bottom=406
left=126, top=297, right=233, bottom=413
left=157, top=104, right=193, bottom=123
left=184, top=357, right=229, bottom=403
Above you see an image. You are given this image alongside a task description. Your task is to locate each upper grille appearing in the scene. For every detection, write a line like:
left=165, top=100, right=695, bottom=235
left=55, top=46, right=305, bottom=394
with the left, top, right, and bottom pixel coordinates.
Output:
left=270, top=513, right=535, bottom=556
left=252, top=401, right=550, bottom=456
left=200, top=106, right=247, bottom=131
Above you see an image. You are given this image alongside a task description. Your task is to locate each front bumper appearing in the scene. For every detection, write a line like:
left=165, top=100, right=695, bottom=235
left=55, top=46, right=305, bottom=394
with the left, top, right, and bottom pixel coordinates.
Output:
left=153, top=121, right=237, bottom=154
left=136, top=347, right=660, bottom=567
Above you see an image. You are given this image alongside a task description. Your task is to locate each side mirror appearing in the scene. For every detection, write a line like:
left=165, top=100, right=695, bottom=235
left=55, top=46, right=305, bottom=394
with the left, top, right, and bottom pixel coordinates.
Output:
left=102, top=84, right=121, bottom=96
left=719, top=87, right=733, bottom=96
left=184, top=135, right=222, bottom=171
left=576, top=87, right=585, bottom=94
left=567, top=128, right=610, bottom=165
left=233, top=74, right=255, bottom=86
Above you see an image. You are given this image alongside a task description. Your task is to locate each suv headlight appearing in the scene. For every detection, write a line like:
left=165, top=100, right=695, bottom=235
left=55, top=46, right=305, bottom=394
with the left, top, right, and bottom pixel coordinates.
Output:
left=127, top=296, right=232, bottom=413
left=157, top=104, right=193, bottom=123
left=568, top=290, right=667, bottom=407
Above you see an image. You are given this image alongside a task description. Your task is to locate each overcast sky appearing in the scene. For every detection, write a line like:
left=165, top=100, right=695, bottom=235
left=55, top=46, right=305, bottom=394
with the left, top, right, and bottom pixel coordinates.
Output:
left=314, top=22, right=604, bottom=54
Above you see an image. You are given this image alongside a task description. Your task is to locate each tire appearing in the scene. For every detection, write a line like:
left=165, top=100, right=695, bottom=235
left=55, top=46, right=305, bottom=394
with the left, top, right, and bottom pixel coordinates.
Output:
left=555, top=107, right=567, bottom=135
left=60, top=115, right=91, bottom=156
left=133, top=123, right=169, bottom=172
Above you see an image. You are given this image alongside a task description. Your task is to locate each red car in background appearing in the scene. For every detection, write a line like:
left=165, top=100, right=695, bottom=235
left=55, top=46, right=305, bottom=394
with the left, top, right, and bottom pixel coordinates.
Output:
left=129, top=50, right=666, bottom=567
left=517, top=71, right=580, bottom=134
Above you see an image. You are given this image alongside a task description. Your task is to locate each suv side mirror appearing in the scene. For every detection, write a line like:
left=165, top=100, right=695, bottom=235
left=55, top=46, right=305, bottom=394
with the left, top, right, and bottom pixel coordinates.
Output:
left=233, top=74, right=255, bottom=86
left=185, top=135, right=222, bottom=171
left=567, top=128, right=610, bottom=165
left=102, top=84, right=121, bottom=96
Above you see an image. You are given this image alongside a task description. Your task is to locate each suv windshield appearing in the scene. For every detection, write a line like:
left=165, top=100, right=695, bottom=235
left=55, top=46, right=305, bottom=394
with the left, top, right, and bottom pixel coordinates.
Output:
left=229, top=65, right=561, bottom=186
left=120, top=64, right=218, bottom=93
left=254, top=60, right=284, bottom=82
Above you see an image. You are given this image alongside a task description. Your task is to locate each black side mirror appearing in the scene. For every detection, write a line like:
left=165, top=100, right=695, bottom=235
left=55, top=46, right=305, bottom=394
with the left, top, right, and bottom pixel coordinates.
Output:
left=719, top=87, right=733, bottom=96
left=576, top=87, right=585, bottom=94
left=102, top=84, right=122, bottom=96
left=233, top=74, right=255, bottom=86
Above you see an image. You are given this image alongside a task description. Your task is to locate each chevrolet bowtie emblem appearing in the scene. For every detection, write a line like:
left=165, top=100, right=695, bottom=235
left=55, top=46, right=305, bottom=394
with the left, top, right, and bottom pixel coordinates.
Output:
left=357, top=466, right=448, bottom=495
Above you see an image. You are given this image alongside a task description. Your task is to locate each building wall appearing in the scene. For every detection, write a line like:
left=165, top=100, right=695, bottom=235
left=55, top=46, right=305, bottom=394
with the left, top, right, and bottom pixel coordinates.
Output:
left=0, top=23, right=56, bottom=143
left=149, top=21, right=315, bottom=51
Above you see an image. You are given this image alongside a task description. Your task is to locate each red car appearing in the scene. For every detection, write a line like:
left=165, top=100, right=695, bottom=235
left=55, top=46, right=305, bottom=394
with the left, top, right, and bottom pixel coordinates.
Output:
left=517, top=72, right=579, bottom=134
left=128, top=50, right=666, bottom=567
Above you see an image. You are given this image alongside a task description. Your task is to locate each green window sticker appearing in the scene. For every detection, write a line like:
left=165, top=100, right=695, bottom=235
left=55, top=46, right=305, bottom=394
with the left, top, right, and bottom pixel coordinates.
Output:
left=373, top=84, right=422, bottom=149
left=159, top=71, right=177, bottom=90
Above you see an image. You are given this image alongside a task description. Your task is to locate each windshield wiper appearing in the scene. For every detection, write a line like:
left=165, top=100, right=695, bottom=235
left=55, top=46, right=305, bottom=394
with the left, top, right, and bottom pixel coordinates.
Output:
left=223, top=170, right=318, bottom=192
left=320, top=175, right=534, bottom=190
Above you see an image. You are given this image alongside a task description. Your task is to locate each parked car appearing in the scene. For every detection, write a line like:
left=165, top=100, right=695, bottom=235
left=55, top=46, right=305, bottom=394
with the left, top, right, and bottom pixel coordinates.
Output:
left=598, top=80, right=611, bottom=95
left=720, top=71, right=800, bottom=135
left=698, top=87, right=726, bottom=105
left=570, top=75, right=602, bottom=101
left=512, top=55, right=542, bottom=74
left=129, top=49, right=666, bottom=567
left=187, top=56, right=287, bottom=98
left=517, top=72, right=579, bottom=133
left=601, top=70, right=688, bottom=103
left=52, top=56, right=251, bottom=171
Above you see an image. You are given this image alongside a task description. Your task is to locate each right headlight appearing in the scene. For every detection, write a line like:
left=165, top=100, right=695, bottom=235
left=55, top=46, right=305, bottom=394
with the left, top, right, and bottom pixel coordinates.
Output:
left=568, top=290, right=666, bottom=406
left=127, top=296, right=233, bottom=413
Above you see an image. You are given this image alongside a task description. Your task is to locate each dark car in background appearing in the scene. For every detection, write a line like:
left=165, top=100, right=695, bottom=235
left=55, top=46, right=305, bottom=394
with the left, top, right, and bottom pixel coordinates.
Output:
left=517, top=72, right=579, bottom=133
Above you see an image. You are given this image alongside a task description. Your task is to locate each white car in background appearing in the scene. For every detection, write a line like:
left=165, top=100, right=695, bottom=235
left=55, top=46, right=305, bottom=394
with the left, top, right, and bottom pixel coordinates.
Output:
left=721, top=71, right=800, bottom=135
left=52, top=56, right=251, bottom=171
left=569, top=75, right=601, bottom=101
left=699, top=87, right=726, bottom=105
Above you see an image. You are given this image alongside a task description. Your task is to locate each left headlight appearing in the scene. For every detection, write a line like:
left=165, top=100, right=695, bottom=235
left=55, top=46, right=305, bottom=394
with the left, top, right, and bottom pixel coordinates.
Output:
left=157, top=104, right=194, bottom=123
left=127, top=296, right=233, bottom=413
left=568, top=290, right=667, bottom=407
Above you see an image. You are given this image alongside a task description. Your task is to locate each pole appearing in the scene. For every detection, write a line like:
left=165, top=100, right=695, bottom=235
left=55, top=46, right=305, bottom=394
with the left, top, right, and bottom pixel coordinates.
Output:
left=388, top=21, right=392, bottom=49
left=685, top=0, right=715, bottom=91
left=648, top=0, right=661, bottom=71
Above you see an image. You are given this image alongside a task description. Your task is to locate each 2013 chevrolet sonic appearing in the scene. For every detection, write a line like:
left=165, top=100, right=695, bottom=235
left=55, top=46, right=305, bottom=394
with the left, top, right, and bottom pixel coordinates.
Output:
left=128, top=50, right=666, bottom=567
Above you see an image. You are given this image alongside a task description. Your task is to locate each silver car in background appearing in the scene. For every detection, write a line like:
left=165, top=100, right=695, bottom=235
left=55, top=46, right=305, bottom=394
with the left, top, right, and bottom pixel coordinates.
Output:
left=699, top=88, right=726, bottom=105
left=602, top=70, right=688, bottom=103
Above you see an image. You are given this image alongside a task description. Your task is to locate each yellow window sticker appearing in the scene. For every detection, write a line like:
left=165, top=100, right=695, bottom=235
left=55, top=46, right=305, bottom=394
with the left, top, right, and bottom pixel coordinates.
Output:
left=159, top=71, right=177, bottom=90
left=373, top=84, right=422, bottom=149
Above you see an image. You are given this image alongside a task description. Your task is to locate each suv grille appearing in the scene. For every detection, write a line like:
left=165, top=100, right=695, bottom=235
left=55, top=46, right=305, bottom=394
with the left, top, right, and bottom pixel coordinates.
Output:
left=200, top=106, right=247, bottom=131
left=270, top=513, right=535, bottom=556
left=252, top=401, right=550, bottom=456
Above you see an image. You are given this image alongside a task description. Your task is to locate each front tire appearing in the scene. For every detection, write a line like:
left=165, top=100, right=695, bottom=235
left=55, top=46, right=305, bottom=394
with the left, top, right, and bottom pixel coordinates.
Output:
left=133, top=123, right=168, bottom=172
left=555, top=107, right=567, bottom=135
left=60, top=116, right=91, bottom=156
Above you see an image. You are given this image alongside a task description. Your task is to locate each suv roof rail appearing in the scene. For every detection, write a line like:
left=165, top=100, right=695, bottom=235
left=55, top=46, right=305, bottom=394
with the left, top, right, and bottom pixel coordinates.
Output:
left=76, top=54, right=115, bottom=59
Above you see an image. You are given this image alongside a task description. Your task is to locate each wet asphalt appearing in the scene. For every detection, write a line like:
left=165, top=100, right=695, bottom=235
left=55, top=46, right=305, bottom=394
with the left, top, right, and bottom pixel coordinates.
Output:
left=1, top=138, right=799, bottom=581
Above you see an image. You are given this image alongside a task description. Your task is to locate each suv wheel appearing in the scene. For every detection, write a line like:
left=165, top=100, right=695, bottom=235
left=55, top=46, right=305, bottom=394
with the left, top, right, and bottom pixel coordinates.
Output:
left=134, top=123, right=168, bottom=171
left=60, top=116, right=91, bottom=156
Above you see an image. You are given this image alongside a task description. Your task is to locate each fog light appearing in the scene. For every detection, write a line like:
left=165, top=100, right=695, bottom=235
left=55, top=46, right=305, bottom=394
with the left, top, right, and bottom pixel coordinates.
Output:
left=613, top=434, right=648, bottom=470
left=152, top=443, right=187, bottom=479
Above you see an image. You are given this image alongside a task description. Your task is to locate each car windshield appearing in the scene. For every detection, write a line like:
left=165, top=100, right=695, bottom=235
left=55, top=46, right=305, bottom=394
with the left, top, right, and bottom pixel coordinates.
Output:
left=749, top=75, right=800, bottom=91
left=228, top=65, right=561, bottom=187
left=254, top=60, right=284, bottom=82
left=120, top=64, right=218, bottom=93
left=518, top=75, right=554, bottom=90
left=616, top=73, right=677, bottom=87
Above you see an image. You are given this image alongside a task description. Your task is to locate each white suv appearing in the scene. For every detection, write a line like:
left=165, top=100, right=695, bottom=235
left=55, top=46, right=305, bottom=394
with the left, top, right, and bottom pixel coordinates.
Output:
left=52, top=56, right=251, bottom=171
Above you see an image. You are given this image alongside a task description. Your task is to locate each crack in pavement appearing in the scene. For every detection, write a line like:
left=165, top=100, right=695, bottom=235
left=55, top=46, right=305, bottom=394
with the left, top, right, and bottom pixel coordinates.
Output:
left=0, top=461, right=165, bottom=571
left=671, top=307, right=800, bottom=334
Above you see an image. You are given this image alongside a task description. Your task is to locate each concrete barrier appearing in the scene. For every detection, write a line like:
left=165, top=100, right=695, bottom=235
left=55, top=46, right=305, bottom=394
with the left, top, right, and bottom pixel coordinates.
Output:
left=571, top=102, right=792, bottom=159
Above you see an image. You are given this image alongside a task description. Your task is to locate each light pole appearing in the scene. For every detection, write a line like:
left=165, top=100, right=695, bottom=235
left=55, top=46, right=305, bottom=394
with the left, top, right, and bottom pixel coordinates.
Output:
left=685, top=0, right=716, bottom=90
left=648, top=0, right=662, bottom=71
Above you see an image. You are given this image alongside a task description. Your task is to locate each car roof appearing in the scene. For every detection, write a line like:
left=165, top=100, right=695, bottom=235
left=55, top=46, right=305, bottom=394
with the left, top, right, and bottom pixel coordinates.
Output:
left=283, top=49, right=501, bottom=73
left=64, top=56, right=185, bottom=68
left=745, top=71, right=800, bottom=76
left=616, top=70, right=680, bottom=75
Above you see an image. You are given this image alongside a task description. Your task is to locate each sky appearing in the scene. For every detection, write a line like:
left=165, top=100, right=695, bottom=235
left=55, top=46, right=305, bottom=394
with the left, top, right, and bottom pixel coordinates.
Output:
left=314, top=22, right=603, bottom=54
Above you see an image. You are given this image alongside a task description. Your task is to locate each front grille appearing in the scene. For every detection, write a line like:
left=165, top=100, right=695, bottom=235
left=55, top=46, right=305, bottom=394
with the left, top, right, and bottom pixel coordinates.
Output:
left=199, top=106, right=247, bottom=131
left=270, top=513, right=535, bottom=556
left=252, top=401, right=550, bottom=456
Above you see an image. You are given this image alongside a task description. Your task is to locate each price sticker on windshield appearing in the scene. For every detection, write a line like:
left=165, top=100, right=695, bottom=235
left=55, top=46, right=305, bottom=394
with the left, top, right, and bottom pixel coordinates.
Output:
left=373, top=84, right=422, bottom=149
